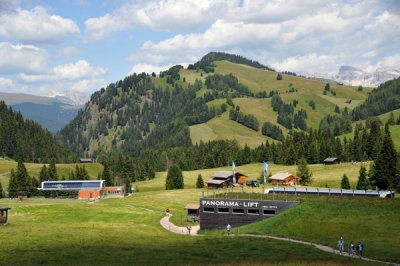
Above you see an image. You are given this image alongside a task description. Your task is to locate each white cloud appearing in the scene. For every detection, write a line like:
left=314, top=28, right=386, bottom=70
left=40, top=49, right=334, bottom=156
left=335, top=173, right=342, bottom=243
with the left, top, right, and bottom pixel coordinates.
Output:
left=0, top=77, right=13, bottom=89
left=376, top=53, right=400, bottom=69
left=128, top=63, right=190, bottom=75
left=19, top=60, right=108, bottom=83
left=126, top=0, right=400, bottom=74
left=0, top=6, right=79, bottom=44
left=0, top=42, right=48, bottom=74
left=84, top=0, right=235, bottom=43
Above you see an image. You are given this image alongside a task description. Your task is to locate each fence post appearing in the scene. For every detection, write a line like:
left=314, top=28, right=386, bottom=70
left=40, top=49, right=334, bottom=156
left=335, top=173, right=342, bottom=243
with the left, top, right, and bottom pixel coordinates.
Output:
left=237, top=192, right=239, bottom=200
left=213, top=191, right=215, bottom=199
left=248, top=192, right=250, bottom=200
left=202, top=191, right=204, bottom=198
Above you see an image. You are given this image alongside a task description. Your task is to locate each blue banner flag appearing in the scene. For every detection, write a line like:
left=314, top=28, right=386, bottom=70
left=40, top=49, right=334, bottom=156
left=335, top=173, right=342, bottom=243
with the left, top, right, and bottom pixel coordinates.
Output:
left=264, top=162, right=269, bottom=173
left=232, top=161, right=235, bottom=171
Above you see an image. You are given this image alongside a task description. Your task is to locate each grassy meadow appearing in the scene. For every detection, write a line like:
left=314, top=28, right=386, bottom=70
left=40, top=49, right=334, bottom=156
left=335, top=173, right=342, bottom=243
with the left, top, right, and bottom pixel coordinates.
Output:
left=182, top=60, right=372, bottom=146
left=0, top=191, right=380, bottom=265
left=133, top=161, right=372, bottom=193
left=0, top=159, right=399, bottom=264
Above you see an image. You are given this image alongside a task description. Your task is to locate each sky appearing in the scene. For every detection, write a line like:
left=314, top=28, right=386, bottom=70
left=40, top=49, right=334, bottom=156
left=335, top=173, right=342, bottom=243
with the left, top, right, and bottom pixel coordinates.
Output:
left=0, top=0, right=399, bottom=96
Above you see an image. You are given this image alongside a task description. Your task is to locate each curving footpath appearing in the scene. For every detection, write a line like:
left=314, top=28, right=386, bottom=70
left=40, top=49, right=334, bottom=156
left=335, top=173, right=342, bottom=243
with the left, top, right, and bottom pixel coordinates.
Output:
left=160, top=213, right=200, bottom=235
left=160, top=214, right=398, bottom=265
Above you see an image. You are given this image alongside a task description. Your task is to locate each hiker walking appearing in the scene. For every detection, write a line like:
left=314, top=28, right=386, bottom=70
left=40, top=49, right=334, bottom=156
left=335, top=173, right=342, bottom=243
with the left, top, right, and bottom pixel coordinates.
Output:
left=187, top=225, right=191, bottom=235
left=357, top=242, right=364, bottom=257
left=337, top=237, right=344, bottom=254
left=226, top=224, right=231, bottom=235
left=348, top=241, right=355, bottom=257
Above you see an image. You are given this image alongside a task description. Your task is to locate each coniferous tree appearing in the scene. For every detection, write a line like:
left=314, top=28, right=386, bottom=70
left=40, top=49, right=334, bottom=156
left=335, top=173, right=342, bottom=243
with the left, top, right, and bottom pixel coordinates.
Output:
left=16, top=160, right=29, bottom=192
left=102, top=161, right=113, bottom=186
left=298, top=157, right=313, bottom=185
left=341, top=174, right=350, bottom=189
left=370, top=124, right=399, bottom=189
left=48, top=159, right=58, bottom=181
left=165, top=164, right=184, bottom=190
left=0, top=181, right=4, bottom=198
left=203, top=154, right=215, bottom=169
left=8, top=169, right=18, bottom=198
left=357, top=165, right=370, bottom=190
left=276, top=73, right=282, bottom=80
left=196, top=174, right=205, bottom=188
left=39, top=165, right=49, bottom=183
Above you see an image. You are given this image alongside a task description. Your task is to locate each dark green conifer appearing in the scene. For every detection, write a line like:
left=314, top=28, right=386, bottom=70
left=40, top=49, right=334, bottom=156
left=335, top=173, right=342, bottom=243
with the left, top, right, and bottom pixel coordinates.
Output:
left=8, top=169, right=18, bottom=198
left=341, top=174, right=350, bottom=189
left=370, top=124, right=399, bottom=189
left=356, top=165, right=370, bottom=190
left=165, top=164, right=184, bottom=190
left=102, top=161, right=113, bottom=186
left=196, top=174, right=205, bottom=188
left=298, top=157, right=313, bottom=185
left=0, top=181, right=4, bottom=198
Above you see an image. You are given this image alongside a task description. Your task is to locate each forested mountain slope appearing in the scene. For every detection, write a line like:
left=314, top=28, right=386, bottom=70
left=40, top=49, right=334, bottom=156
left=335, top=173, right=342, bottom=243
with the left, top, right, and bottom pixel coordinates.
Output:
left=57, top=52, right=373, bottom=157
left=0, top=101, right=77, bottom=163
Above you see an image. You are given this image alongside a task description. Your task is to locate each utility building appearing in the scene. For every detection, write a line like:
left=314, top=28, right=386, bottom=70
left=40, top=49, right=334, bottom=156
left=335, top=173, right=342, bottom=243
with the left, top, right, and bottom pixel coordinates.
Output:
left=38, top=180, right=125, bottom=199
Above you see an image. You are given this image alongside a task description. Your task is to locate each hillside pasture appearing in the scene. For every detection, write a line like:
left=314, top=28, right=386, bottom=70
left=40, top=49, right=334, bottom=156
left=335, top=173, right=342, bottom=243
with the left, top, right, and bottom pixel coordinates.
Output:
left=133, top=162, right=372, bottom=193
left=0, top=193, right=370, bottom=265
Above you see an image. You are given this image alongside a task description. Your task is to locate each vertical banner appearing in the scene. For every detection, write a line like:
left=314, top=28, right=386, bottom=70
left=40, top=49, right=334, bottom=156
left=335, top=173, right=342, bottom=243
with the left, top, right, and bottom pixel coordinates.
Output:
left=264, top=162, right=269, bottom=185
left=232, top=161, right=236, bottom=183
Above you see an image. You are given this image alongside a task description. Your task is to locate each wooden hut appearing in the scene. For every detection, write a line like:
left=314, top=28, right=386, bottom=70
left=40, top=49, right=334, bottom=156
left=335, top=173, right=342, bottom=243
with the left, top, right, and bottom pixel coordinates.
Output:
left=0, top=207, right=11, bottom=225
left=79, top=158, right=93, bottom=163
left=323, top=157, right=341, bottom=165
left=184, top=203, right=200, bottom=222
left=269, top=172, right=301, bottom=186
left=206, top=171, right=247, bottom=189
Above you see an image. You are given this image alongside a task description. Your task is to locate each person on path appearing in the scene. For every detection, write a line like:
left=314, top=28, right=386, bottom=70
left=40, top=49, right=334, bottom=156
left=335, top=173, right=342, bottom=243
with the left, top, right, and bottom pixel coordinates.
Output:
left=226, top=224, right=231, bottom=236
left=187, top=225, right=191, bottom=235
left=337, top=237, right=344, bottom=254
left=348, top=241, right=355, bottom=257
left=357, top=242, right=364, bottom=257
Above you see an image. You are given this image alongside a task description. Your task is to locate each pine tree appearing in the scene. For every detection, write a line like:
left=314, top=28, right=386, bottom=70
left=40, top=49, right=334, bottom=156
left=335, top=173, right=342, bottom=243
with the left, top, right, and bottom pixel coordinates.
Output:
left=39, top=165, right=49, bottom=183
left=276, top=73, right=282, bottom=80
left=196, top=174, right=204, bottom=188
left=0, top=181, right=4, bottom=198
left=203, top=154, right=215, bottom=169
left=370, top=124, right=399, bottom=189
left=16, top=160, right=29, bottom=192
left=8, top=169, right=18, bottom=198
left=102, top=161, right=113, bottom=186
left=48, top=159, right=58, bottom=181
left=298, top=157, right=313, bottom=185
left=165, top=164, right=184, bottom=190
left=357, top=165, right=370, bottom=190
left=341, top=174, right=350, bottom=189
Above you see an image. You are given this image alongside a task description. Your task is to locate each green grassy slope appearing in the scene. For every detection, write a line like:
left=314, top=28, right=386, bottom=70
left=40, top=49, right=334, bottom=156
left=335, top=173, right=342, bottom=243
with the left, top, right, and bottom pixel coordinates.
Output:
left=134, top=162, right=371, bottom=192
left=185, top=60, right=371, bottom=147
left=0, top=194, right=370, bottom=265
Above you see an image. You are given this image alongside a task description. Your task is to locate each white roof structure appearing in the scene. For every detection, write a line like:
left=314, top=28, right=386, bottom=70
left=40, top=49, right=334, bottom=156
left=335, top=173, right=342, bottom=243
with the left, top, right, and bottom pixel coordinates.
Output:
left=269, top=172, right=300, bottom=181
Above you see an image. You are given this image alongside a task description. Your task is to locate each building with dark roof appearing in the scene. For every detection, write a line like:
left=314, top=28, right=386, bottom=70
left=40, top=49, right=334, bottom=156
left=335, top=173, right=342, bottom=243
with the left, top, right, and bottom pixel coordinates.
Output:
left=207, top=171, right=247, bottom=189
left=323, top=157, right=341, bottom=165
left=79, top=158, right=93, bottom=163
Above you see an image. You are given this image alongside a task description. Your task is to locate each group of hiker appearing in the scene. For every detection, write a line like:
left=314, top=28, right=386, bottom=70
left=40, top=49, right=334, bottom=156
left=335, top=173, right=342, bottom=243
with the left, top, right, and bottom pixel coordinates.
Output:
left=337, top=237, right=364, bottom=257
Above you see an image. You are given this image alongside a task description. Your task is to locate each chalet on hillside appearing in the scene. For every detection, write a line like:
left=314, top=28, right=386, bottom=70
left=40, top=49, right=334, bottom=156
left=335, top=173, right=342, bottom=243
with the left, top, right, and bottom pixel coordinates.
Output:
left=79, top=158, right=93, bottom=163
left=269, top=172, right=301, bottom=186
left=323, top=157, right=341, bottom=165
left=206, top=171, right=247, bottom=189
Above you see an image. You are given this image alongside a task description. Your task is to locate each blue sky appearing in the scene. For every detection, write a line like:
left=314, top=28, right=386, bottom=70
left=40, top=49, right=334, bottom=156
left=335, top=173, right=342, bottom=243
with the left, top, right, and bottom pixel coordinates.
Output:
left=0, top=0, right=399, bottom=95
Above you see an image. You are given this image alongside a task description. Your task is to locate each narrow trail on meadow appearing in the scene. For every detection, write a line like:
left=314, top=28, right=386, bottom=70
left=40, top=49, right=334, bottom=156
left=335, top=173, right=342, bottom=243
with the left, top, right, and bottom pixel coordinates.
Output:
left=159, top=215, right=398, bottom=265
left=160, top=213, right=200, bottom=235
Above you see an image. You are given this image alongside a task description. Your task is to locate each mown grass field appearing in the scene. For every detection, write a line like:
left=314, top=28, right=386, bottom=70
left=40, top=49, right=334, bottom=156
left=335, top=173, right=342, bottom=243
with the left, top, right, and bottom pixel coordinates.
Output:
left=0, top=192, right=374, bottom=265
left=202, top=193, right=400, bottom=263
left=189, top=112, right=272, bottom=148
left=134, top=161, right=371, bottom=193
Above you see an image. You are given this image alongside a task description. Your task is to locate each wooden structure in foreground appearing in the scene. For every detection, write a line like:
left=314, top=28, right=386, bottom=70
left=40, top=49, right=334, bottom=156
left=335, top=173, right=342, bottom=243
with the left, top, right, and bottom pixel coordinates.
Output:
left=0, top=207, right=11, bottom=225
left=184, top=203, right=200, bottom=222
left=269, top=172, right=301, bottom=186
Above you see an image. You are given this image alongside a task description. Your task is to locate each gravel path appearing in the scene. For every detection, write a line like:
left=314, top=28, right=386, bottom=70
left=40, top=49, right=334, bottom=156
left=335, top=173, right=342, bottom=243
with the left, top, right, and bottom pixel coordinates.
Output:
left=238, top=234, right=398, bottom=265
left=160, top=213, right=200, bottom=235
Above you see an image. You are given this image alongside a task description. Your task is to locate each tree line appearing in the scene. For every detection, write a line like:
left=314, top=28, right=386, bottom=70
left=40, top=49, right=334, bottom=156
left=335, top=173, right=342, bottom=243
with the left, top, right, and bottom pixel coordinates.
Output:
left=0, top=101, right=77, bottom=163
